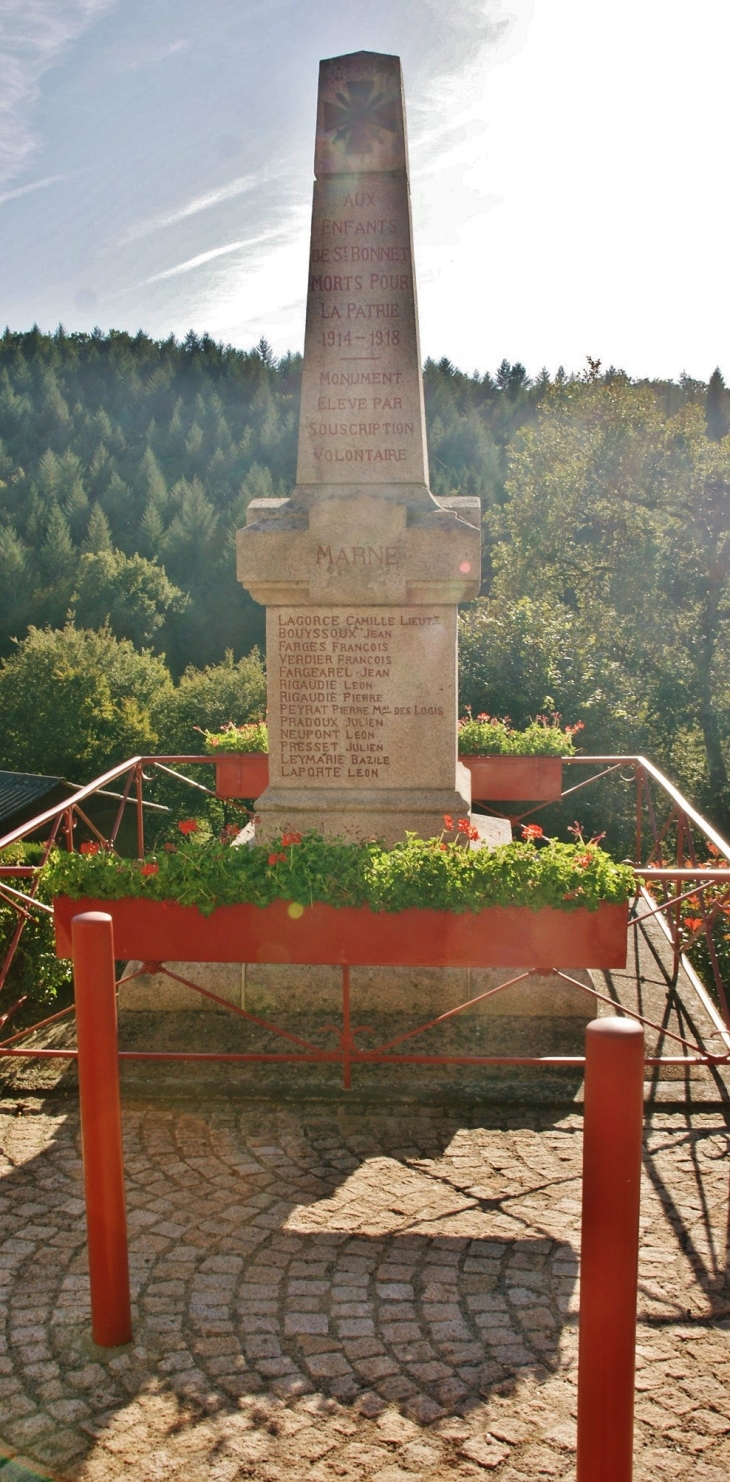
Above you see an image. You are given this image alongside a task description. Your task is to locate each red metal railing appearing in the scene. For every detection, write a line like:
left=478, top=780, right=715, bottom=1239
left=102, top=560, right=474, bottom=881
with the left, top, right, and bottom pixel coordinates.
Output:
left=1, top=751, right=730, bottom=1059
left=61, top=912, right=647, bottom=1482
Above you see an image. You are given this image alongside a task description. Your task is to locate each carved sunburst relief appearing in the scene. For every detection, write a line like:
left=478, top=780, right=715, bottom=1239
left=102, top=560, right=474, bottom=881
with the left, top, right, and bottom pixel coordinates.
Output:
left=323, top=79, right=398, bottom=155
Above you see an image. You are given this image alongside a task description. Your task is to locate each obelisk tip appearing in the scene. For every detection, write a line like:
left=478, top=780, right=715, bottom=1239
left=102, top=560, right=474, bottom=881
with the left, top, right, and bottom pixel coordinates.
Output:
left=315, top=52, right=406, bottom=178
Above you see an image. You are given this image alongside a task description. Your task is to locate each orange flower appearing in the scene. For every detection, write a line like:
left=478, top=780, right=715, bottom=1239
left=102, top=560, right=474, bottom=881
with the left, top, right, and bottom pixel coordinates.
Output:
left=522, top=824, right=544, bottom=841
left=439, top=842, right=448, bottom=851
left=178, top=819, right=199, bottom=835
left=683, top=916, right=703, bottom=932
left=575, top=852, right=593, bottom=868
left=80, top=841, right=100, bottom=855
left=140, top=862, right=158, bottom=876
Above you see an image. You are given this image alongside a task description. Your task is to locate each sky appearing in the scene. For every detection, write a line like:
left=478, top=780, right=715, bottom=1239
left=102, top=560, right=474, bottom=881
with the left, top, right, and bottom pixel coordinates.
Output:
left=0, top=0, right=728, bottom=382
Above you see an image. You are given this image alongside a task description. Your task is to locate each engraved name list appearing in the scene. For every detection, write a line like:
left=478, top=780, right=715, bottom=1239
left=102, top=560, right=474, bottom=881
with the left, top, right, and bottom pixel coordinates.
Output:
left=268, top=605, right=455, bottom=789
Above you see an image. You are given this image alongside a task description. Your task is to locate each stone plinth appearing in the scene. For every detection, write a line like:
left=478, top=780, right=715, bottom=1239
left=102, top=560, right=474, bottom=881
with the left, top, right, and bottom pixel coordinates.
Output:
left=119, top=960, right=595, bottom=1019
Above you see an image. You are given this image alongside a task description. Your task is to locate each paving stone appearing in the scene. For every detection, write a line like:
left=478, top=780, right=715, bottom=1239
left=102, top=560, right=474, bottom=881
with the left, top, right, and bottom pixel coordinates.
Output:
left=1, top=1094, right=730, bottom=1478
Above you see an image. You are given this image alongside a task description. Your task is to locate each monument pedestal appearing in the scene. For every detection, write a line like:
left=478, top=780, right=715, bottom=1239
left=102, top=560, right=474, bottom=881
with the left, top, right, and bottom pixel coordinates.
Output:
left=238, top=493, right=480, bottom=843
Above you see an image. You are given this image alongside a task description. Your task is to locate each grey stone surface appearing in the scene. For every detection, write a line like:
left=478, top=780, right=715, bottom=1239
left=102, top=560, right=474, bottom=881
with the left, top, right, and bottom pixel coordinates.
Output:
left=235, top=50, right=481, bottom=846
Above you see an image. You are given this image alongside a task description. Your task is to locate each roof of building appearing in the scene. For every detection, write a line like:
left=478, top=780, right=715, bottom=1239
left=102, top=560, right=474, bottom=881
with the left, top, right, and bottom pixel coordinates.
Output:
left=0, top=771, right=64, bottom=827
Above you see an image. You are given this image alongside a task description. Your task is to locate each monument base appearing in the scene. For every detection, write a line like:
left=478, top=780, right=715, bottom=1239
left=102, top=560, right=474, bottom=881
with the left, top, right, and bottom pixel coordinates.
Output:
left=120, top=961, right=596, bottom=1018
left=252, top=783, right=474, bottom=845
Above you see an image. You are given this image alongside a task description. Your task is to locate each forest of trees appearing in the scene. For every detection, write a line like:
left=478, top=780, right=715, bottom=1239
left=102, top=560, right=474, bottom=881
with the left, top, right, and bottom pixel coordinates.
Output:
left=1, top=327, right=730, bottom=829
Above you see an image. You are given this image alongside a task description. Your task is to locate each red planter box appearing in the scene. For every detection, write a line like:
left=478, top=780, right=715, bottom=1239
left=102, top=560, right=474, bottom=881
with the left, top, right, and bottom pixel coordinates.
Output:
left=214, top=753, right=269, bottom=799
left=54, top=896, right=627, bottom=970
left=461, top=755, right=563, bottom=802
left=213, top=753, right=563, bottom=802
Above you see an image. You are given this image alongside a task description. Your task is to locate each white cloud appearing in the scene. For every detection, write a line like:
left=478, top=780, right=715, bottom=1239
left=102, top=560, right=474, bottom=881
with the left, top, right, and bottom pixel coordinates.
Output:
left=112, top=36, right=189, bottom=71
left=0, top=171, right=67, bottom=205
left=121, top=174, right=261, bottom=243
left=0, top=0, right=116, bottom=185
left=138, top=229, right=286, bottom=286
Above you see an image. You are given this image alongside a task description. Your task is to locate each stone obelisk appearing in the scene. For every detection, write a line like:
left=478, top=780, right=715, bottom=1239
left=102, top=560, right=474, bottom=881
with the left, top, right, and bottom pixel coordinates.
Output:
left=237, top=51, right=481, bottom=844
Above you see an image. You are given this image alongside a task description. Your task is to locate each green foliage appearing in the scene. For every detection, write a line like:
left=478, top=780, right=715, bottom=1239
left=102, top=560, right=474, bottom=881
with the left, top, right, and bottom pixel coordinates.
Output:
left=0, top=624, right=168, bottom=779
left=0, top=328, right=302, bottom=671
left=44, top=830, right=635, bottom=917
left=71, top=549, right=188, bottom=647
left=457, top=709, right=581, bottom=756
left=151, top=650, right=266, bottom=756
left=461, top=374, right=730, bottom=832
left=203, top=721, right=269, bottom=753
left=0, top=900, right=72, bottom=1014
left=0, top=625, right=267, bottom=782
left=0, top=844, right=73, bottom=1015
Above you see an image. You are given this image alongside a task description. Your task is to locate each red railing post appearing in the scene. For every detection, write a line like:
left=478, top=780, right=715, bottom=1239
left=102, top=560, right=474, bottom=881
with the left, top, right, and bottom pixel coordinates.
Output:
left=577, top=1017, right=644, bottom=1481
left=72, top=911, right=132, bottom=1347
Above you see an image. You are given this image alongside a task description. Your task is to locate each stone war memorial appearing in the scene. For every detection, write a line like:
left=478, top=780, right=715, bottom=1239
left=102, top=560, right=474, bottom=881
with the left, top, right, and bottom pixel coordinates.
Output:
left=237, top=49, right=484, bottom=845
left=3, top=43, right=730, bottom=1482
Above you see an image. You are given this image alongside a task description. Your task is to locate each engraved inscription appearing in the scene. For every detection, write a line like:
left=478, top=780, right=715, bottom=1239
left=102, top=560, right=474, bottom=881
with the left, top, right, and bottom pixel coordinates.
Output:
left=269, top=607, right=454, bottom=787
left=296, top=169, right=428, bottom=486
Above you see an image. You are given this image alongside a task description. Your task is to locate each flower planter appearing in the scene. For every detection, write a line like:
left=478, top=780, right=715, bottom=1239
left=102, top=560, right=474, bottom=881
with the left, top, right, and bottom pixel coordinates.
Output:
left=54, top=895, right=627, bottom=970
left=461, top=755, right=563, bottom=802
left=213, top=753, right=269, bottom=799
left=213, top=752, right=562, bottom=803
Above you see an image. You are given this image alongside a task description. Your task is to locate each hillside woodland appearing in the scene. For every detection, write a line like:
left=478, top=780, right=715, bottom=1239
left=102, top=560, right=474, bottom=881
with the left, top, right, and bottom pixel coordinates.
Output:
left=1, top=328, right=730, bottom=832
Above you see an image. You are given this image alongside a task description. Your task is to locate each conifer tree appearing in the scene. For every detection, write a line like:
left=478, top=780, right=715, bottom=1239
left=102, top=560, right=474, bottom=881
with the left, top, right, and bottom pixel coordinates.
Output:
left=706, top=368, right=729, bottom=441
left=83, top=503, right=113, bottom=552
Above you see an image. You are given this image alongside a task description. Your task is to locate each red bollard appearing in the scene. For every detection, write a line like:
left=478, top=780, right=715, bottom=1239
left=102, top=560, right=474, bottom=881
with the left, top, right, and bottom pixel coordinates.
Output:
left=72, top=912, right=132, bottom=1347
left=577, top=1017, right=644, bottom=1481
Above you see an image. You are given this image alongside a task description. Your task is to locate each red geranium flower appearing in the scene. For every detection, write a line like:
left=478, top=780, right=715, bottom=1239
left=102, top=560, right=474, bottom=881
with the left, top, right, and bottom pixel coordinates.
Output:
left=163, top=843, right=176, bottom=853
left=141, top=862, right=159, bottom=876
left=80, top=841, right=100, bottom=855
left=178, top=819, right=199, bottom=835
left=268, top=851, right=286, bottom=865
left=281, top=830, right=303, bottom=847
left=457, top=818, right=471, bottom=834
left=522, top=824, right=544, bottom=841
left=575, top=851, right=593, bottom=868
left=443, top=814, right=454, bottom=831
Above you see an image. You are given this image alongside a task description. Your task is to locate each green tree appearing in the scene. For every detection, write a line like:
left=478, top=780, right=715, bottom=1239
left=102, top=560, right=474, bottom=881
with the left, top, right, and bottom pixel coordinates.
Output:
left=706, top=368, right=729, bottom=442
left=0, top=624, right=170, bottom=780
left=152, top=648, right=266, bottom=754
left=71, top=549, right=188, bottom=648
left=489, top=379, right=730, bottom=825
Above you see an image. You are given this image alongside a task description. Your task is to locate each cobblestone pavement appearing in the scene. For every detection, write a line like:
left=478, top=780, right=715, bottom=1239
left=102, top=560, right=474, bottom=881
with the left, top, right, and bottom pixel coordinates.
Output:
left=1, top=1096, right=729, bottom=1480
